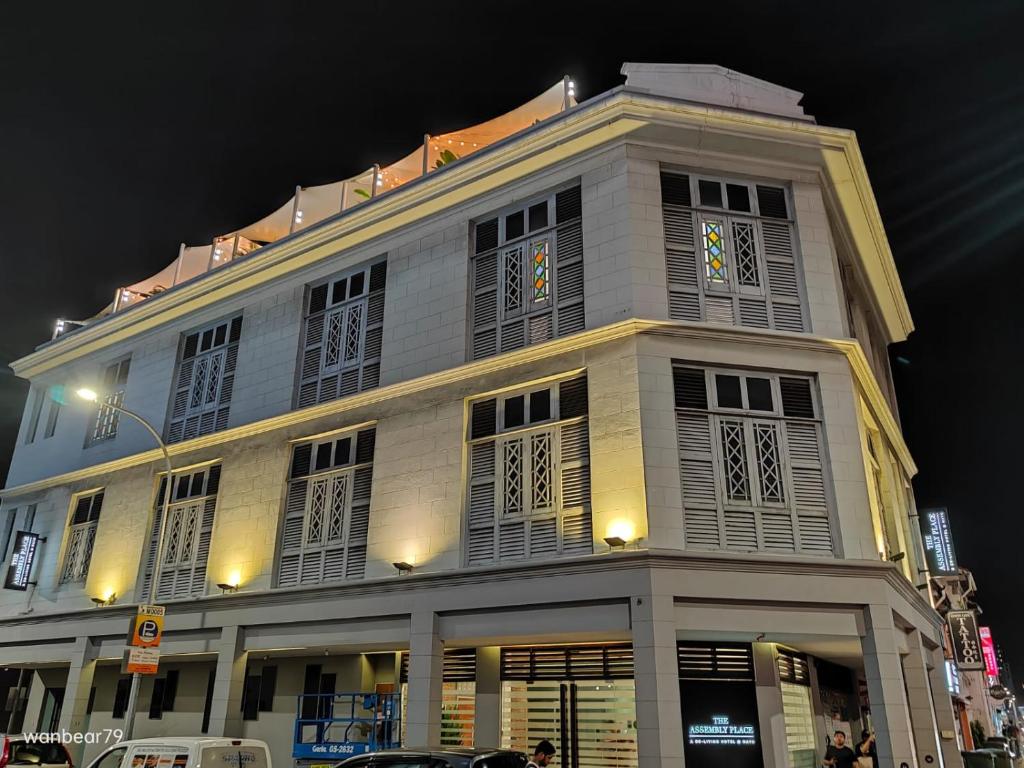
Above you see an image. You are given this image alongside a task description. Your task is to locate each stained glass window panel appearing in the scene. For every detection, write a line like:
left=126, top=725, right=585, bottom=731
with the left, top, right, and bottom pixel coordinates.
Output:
left=532, top=240, right=550, bottom=302
left=702, top=220, right=727, bottom=283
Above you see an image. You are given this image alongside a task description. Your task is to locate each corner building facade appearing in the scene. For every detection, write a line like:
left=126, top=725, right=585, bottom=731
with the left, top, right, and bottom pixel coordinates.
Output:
left=0, top=64, right=960, bottom=768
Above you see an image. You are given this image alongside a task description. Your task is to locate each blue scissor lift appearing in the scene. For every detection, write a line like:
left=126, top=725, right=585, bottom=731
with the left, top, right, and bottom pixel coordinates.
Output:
left=293, top=691, right=401, bottom=764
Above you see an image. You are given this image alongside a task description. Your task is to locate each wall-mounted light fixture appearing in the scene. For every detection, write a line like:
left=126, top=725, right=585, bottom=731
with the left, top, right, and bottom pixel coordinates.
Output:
left=392, top=561, right=414, bottom=575
left=216, top=582, right=239, bottom=594
left=603, top=536, right=627, bottom=549
left=889, top=551, right=907, bottom=563
left=91, top=592, right=116, bottom=607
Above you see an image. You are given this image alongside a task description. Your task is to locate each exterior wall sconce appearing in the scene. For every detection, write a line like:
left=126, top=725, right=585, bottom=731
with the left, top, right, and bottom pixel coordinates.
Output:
left=889, top=551, right=906, bottom=563
left=91, top=593, right=116, bottom=607
left=392, top=561, right=414, bottom=574
left=217, top=582, right=239, bottom=594
left=604, top=536, right=627, bottom=549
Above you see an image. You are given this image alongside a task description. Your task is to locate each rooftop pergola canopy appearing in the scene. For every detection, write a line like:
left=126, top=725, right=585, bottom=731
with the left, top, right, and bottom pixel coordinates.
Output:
left=55, top=78, right=577, bottom=337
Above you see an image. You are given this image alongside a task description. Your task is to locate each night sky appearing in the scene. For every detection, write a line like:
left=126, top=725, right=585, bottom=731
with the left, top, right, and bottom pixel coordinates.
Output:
left=2, top=2, right=1022, bottom=677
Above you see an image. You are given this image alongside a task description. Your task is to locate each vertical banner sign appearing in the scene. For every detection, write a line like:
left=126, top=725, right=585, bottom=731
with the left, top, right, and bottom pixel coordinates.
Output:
left=3, top=531, right=40, bottom=591
left=947, top=610, right=984, bottom=670
left=979, top=626, right=999, bottom=681
left=918, top=508, right=958, bottom=576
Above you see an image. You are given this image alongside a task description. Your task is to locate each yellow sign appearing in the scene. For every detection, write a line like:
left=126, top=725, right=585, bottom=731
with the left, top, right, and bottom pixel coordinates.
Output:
left=124, top=646, right=160, bottom=675
left=130, top=604, right=165, bottom=648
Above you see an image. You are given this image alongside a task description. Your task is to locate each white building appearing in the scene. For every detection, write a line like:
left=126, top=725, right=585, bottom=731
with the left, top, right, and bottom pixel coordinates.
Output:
left=0, top=63, right=961, bottom=768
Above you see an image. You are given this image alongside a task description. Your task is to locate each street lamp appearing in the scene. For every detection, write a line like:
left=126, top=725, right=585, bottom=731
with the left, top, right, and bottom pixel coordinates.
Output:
left=75, top=387, right=173, bottom=739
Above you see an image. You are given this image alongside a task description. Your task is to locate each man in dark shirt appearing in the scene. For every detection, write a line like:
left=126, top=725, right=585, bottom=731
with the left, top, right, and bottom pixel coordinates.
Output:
left=824, top=730, right=857, bottom=768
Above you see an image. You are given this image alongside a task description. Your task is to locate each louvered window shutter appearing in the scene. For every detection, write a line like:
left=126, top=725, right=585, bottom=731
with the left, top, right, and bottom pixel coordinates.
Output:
left=141, top=467, right=220, bottom=600
left=297, top=260, right=386, bottom=409
left=467, top=398, right=498, bottom=564
left=167, top=319, right=241, bottom=444
left=661, top=172, right=806, bottom=332
left=673, top=367, right=833, bottom=556
left=277, top=428, right=375, bottom=586
left=60, top=491, right=104, bottom=583
left=470, top=186, right=584, bottom=361
left=553, top=186, right=584, bottom=335
left=466, top=375, right=592, bottom=566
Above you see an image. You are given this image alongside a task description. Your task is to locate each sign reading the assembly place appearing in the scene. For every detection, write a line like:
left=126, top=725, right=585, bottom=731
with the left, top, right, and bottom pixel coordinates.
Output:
left=947, top=610, right=984, bottom=670
left=919, top=508, right=958, bottom=576
left=3, top=531, right=40, bottom=591
left=679, top=676, right=763, bottom=768
left=688, top=715, right=757, bottom=746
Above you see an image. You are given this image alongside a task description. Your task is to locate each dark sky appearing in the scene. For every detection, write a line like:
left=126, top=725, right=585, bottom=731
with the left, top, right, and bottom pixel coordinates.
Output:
left=2, top=2, right=1023, bottom=679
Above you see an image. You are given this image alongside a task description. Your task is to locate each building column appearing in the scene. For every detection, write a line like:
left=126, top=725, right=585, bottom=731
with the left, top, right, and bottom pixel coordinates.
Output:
left=474, top=646, right=501, bottom=748
left=21, top=669, right=47, bottom=733
left=631, top=592, right=684, bottom=768
left=406, top=611, right=443, bottom=746
left=57, top=638, right=99, bottom=763
left=207, top=625, right=247, bottom=737
left=926, top=643, right=964, bottom=768
left=901, top=630, right=944, bottom=767
left=862, top=604, right=917, bottom=767
left=753, top=642, right=788, bottom=768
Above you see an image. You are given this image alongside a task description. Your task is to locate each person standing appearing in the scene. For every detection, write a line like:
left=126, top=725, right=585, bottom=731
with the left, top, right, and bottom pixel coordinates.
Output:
left=526, top=740, right=556, bottom=768
left=856, top=729, right=877, bottom=766
left=823, top=730, right=857, bottom=768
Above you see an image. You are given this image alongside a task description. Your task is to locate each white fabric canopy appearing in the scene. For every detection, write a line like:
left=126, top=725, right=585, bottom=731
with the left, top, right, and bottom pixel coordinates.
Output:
left=101, top=80, right=573, bottom=317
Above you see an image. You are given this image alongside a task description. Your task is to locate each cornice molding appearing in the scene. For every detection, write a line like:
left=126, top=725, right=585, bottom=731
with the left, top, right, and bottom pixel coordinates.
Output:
left=0, top=547, right=940, bottom=634
left=12, top=91, right=909, bottom=378
left=0, top=320, right=914, bottom=497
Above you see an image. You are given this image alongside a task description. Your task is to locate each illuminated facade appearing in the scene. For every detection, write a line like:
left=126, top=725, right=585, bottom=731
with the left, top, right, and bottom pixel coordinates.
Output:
left=0, top=63, right=958, bottom=768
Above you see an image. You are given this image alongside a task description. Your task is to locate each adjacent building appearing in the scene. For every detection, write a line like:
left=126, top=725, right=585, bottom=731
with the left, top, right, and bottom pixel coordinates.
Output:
left=0, top=63, right=961, bottom=768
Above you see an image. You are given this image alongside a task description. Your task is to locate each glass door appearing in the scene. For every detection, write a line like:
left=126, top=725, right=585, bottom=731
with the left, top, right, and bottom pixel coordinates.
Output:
left=501, top=679, right=637, bottom=768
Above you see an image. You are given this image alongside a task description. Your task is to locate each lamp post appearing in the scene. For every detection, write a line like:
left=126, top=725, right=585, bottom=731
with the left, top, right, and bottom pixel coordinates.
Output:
left=75, top=388, right=173, bottom=739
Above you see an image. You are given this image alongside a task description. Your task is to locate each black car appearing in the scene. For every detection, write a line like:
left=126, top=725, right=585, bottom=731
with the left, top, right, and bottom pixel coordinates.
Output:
left=336, top=747, right=527, bottom=768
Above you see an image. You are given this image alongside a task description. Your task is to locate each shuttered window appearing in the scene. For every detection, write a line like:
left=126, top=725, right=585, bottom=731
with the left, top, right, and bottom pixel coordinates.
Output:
left=167, top=318, right=242, bottom=443
left=674, top=365, right=834, bottom=556
left=501, top=644, right=634, bottom=680
left=677, top=642, right=754, bottom=681
left=466, top=375, right=591, bottom=565
left=296, top=260, right=386, bottom=409
left=24, top=388, right=44, bottom=444
left=662, top=172, right=806, bottom=332
left=777, top=648, right=811, bottom=686
left=140, top=465, right=220, bottom=600
left=90, top=358, right=131, bottom=444
left=60, top=490, right=104, bottom=584
left=470, top=186, right=584, bottom=360
left=277, top=427, right=375, bottom=587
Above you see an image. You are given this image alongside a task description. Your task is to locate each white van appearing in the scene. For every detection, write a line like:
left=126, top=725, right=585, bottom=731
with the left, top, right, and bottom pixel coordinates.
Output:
left=83, top=738, right=271, bottom=768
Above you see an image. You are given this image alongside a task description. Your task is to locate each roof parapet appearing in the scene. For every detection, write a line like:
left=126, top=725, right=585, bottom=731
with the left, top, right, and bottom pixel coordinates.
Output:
left=621, top=62, right=813, bottom=122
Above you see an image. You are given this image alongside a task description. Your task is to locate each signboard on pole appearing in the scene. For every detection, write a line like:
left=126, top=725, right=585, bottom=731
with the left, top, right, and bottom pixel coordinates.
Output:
left=123, top=647, right=160, bottom=675
left=947, top=610, right=984, bottom=670
left=919, top=508, right=958, bottom=576
left=980, top=626, right=1000, bottom=681
left=3, top=531, right=40, bottom=591
left=130, top=604, right=165, bottom=648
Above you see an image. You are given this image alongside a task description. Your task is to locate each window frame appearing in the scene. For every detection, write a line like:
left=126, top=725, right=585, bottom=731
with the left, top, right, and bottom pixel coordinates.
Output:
left=59, top=490, right=104, bottom=585
left=88, top=357, right=132, bottom=446
left=166, top=316, right=242, bottom=443
left=464, top=373, right=592, bottom=565
left=673, top=364, right=834, bottom=556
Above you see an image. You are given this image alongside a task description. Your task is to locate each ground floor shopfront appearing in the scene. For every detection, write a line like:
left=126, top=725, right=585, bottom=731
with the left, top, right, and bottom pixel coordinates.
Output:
left=0, top=551, right=961, bottom=768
